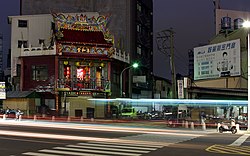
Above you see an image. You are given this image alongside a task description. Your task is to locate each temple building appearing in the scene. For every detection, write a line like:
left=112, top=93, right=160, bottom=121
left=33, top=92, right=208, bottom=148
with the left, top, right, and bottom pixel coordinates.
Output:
left=8, top=12, right=129, bottom=117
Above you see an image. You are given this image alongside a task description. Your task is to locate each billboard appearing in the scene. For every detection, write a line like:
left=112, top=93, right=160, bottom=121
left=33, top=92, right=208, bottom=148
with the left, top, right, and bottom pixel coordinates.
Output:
left=194, top=39, right=241, bottom=80
left=0, top=82, right=6, bottom=99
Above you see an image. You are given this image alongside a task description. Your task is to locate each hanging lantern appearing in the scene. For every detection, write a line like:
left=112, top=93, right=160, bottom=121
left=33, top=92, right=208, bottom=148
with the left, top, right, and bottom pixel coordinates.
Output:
left=75, top=61, right=80, bottom=67
left=100, top=62, right=105, bottom=68
left=89, top=61, right=94, bottom=67
left=64, top=61, right=69, bottom=65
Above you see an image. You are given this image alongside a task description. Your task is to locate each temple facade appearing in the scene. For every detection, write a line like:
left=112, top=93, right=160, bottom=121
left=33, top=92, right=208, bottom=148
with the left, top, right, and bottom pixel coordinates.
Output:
left=8, top=13, right=130, bottom=117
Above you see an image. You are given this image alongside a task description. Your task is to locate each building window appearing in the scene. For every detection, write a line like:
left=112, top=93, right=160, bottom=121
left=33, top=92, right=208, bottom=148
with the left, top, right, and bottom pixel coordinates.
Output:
left=137, top=24, right=141, bottom=33
left=18, top=20, right=28, bottom=28
left=39, top=39, right=45, bottom=45
left=137, top=2, right=142, bottom=12
left=32, top=65, right=48, bottom=81
left=137, top=44, right=142, bottom=55
left=18, top=40, right=28, bottom=48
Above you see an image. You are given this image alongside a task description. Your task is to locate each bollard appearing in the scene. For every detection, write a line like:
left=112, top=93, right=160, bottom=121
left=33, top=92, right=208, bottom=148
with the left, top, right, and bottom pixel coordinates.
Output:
left=67, top=116, right=71, bottom=122
left=217, top=123, right=221, bottom=132
left=190, top=122, right=194, bottom=130
left=19, top=115, right=22, bottom=121
left=91, top=118, right=94, bottom=122
left=236, top=124, right=240, bottom=133
left=42, top=114, right=45, bottom=118
left=80, top=116, right=84, bottom=122
left=34, top=115, right=37, bottom=121
left=52, top=116, right=55, bottom=122
left=185, top=121, right=189, bottom=128
left=182, top=120, right=185, bottom=127
left=202, top=122, right=206, bottom=131
left=3, top=114, right=6, bottom=120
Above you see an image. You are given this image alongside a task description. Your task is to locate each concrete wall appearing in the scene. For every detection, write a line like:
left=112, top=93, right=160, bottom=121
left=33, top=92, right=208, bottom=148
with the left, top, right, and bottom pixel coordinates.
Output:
left=3, top=98, right=36, bottom=115
left=194, top=76, right=247, bottom=89
left=66, top=96, right=105, bottom=118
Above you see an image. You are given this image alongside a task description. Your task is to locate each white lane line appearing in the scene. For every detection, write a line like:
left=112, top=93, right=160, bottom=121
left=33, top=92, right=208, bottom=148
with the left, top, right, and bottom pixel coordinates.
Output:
left=78, top=142, right=159, bottom=151
left=67, top=145, right=151, bottom=153
left=22, top=152, right=62, bottom=156
left=230, top=134, right=250, bottom=146
left=39, top=149, right=109, bottom=156
left=53, top=147, right=141, bottom=156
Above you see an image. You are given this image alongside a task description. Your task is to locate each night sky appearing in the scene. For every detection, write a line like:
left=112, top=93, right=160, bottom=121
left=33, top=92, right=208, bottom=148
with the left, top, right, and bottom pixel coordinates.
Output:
left=1, top=0, right=250, bottom=80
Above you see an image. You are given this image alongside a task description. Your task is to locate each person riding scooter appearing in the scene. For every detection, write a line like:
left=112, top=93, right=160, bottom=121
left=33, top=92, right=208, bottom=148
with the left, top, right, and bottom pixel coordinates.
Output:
left=219, top=119, right=237, bottom=134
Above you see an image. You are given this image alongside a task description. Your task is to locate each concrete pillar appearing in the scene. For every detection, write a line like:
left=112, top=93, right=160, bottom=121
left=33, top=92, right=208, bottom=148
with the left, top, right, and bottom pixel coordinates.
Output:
left=34, top=115, right=37, bottom=121
left=217, top=123, right=221, bottom=132
left=52, top=116, right=55, bottom=122
left=3, top=114, right=6, bottom=120
left=190, top=122, right=194, bottom=130
left=236, top=124, right=240, bottom=133
left=202, top=122, right=206, bottom=131
left=19, top=115, right=22, bottom=121
left=185, top=121, right=189, bottom=128
left=67, top=116, right=71, bottom=122
left=182, top=120, right=185, bottom=127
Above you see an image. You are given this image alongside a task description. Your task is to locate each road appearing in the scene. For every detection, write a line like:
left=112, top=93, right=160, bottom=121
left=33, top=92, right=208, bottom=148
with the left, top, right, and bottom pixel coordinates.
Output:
left=0, top=119, right=249, bottom=156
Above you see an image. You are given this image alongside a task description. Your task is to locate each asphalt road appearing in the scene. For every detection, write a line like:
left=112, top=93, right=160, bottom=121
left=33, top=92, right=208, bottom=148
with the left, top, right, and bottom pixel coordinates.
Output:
left=0, top=120, right=249, bottom=156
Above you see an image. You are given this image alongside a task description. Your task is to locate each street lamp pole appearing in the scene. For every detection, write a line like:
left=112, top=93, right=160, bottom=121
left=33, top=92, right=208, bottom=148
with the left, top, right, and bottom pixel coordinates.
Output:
left=120, top=63, right=139, bottom=97
left=243, top=20, right=250, bottom=131
left=248, top=32, right=250, bottom=131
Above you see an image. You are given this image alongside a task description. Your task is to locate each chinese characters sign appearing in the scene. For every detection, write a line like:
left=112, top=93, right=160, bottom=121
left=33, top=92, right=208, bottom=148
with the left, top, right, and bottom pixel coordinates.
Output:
left=194, top=39, right=241, bottom=80
left=0, top=82, right=6, bottom=99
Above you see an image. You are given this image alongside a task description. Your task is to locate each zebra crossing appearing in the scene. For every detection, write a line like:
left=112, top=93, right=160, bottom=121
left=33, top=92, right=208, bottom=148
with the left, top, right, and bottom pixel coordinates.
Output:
left=22, top=141, right=164, bottom=156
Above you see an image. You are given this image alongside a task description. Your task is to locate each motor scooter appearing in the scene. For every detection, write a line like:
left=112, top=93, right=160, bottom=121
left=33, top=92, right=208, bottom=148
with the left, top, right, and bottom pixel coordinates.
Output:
left=219, top=122, right=237, bottom=134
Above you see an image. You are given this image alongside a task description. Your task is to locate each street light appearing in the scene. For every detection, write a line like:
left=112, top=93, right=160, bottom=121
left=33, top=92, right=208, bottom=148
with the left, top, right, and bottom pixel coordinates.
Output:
left=243, top=20, right=250, bottom=131
left=120, top=63, right=139, bottom=97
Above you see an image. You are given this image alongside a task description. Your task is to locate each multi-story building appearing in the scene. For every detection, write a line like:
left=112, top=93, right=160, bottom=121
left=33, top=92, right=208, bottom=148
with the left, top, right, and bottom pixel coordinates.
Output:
left=19, top=0, right=154, bottom=98
left=190, top=10, right=249, bottom=100
left=8, top=12, right=130, bottom=117
left=0, top=34, right=4, bottom=81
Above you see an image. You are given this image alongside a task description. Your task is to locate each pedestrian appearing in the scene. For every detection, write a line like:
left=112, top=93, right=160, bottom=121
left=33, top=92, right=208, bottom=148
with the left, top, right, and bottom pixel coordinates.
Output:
left=15, top=108, right=21, bottom=121
left=6, top=106, right=10, bottom=115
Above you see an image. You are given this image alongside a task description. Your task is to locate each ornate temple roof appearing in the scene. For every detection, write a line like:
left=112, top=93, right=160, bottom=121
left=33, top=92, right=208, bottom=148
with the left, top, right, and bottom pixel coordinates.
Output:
left=52, top=13, right=114, bottom=46
left=58, top=28, right=113, bottom=47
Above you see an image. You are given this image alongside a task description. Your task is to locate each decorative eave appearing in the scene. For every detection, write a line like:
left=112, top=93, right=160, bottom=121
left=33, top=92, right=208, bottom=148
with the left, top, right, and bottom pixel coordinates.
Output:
left=52, top=13, right=114, bottom=44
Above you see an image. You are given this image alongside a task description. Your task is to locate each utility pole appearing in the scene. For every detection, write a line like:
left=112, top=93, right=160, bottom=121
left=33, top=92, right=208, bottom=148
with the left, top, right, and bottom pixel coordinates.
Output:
left=156, top=28, right=176, bottom=99
left=169, top=29, right=176, bottom=99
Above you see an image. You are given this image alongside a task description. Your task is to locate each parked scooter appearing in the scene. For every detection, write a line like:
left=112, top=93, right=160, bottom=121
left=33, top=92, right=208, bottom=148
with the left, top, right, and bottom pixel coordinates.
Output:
left=219, top=120, right=237, bottom=134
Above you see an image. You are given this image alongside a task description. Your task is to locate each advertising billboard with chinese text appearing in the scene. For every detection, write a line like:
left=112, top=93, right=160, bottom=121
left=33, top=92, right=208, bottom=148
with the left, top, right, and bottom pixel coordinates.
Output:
left=194, top=39, right=241, bottom=80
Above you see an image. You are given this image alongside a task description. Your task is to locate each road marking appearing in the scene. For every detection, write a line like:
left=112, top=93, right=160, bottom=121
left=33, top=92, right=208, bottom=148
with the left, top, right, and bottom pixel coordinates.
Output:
left=230, top=134, right=250, bottom=146
left=66, top=145, right=152, bottom=153
left=22, top=152, right=62, bottom=156
left=40, top=149, right=109, bottom=156
left=206, top=144, right=250, bottom=155
left=54, top=147, right=141, bottom=156
left=78, top=141, right=162, bottom=148
left=22, top=141, right=162, bottom=156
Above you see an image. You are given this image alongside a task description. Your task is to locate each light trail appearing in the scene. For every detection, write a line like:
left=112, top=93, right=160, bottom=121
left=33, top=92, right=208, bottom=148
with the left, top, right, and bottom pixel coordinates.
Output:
left=0, top=120, right=209, bottom=136
left=0, top=130, right=171, bottom=146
